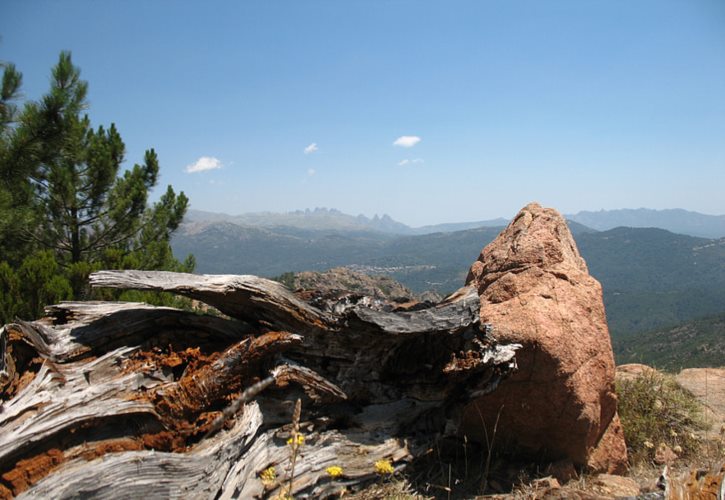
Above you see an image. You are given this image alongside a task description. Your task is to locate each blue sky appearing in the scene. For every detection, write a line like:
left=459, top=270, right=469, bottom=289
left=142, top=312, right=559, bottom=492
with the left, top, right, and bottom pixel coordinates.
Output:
left=2, top=0, right=724, bottom=226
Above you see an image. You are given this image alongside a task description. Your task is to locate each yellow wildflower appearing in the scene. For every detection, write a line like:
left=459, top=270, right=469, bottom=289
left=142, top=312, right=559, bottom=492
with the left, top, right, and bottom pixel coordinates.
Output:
left=326, top=465, right=344, bottom=478
left=259, top=466, right=276, bottom=486
left=643, top=440, right=654, bottom=449
left=287, top=433, right=305, bottom=447
left=374, top=459, right=394, bottom=475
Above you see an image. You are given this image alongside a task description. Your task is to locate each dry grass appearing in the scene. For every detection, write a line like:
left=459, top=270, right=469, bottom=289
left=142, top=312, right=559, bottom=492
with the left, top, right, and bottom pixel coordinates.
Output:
left=616, top=369, right=709, bottom=466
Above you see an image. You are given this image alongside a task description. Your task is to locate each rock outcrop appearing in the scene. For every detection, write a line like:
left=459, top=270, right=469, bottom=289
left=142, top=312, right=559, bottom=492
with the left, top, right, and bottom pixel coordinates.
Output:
left=615, top=363, right=658, bottom=382
left=291, top=267, right=421, bottom=303
left=462, top=202, right=627, bottom=473
left=675, top=367, right=725, bottom=437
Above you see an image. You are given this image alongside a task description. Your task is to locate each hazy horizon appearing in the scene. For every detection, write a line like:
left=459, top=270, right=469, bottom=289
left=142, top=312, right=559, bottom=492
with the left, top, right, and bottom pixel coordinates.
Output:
left=3, top=1, right=724, bottom=226
left=187, top=204, right=725, bottom=230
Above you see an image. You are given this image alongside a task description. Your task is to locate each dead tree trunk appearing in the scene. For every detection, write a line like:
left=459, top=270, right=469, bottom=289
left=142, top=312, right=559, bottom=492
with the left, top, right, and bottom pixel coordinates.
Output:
left=0, top=270, right=519, bottom=498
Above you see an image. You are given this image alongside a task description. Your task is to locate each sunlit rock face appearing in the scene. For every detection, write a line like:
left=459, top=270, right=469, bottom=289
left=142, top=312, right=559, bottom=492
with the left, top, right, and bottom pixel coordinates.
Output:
left=462, top=202, right=627, bottom=473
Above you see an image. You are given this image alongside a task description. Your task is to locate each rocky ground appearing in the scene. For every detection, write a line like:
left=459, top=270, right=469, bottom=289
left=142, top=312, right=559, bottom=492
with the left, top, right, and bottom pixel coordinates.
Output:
left=494, top=364, right=725, bottom=499
left=345, top=365, right=724, bottom=498
left=290, top=267, right=442, bottom=303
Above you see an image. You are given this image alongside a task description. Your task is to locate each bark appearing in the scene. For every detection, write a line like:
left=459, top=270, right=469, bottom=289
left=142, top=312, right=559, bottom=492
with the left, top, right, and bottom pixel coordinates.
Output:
left=0, top=270, right=519, bottom=498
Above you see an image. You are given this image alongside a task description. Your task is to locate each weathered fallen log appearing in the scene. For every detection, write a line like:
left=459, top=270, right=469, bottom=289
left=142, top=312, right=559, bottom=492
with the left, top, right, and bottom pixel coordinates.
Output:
left=0, top=270, right=519, bottom=498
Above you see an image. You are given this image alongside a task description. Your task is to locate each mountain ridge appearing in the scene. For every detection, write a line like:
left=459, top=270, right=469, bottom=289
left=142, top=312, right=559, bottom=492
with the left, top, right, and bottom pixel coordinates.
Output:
left=187, top=206, right=725, bottom=238
left=566, top=207, right=725, bottom=239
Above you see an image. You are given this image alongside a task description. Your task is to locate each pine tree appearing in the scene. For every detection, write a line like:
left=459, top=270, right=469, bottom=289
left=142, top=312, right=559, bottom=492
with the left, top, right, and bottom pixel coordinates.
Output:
left=0, top=52, right=193, bottom=318
left=0, top=59, right=30, bottom=263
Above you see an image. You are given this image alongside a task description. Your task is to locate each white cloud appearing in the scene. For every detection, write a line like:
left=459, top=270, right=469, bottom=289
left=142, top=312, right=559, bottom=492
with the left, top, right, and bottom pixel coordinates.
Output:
left=304, top=143, right=319, bottom=154
left=393, top=135, right=421, bottom=148
left=398, top=158, right=424, bottom=166
left=185, top=156, right=223, bottom=173
left=307, top=168, right=316, bottom=176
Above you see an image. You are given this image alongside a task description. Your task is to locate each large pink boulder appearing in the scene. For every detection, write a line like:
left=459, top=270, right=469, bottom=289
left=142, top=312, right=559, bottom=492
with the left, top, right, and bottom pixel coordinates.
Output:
left=462, top=202, right=627, bottom=473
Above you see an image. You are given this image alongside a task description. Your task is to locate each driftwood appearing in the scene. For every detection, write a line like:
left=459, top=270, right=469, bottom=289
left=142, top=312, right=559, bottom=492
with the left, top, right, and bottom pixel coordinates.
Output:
left=0, top=270, right=519, bottom=498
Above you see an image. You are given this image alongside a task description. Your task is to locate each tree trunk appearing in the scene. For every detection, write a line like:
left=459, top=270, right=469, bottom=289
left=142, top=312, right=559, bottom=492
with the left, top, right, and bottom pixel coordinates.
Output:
left=0, top=270, right=519, bottom=498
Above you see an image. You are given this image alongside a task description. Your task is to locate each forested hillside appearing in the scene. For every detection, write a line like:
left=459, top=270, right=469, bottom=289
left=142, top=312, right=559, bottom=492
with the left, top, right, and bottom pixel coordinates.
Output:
left=575, top=228, right=725, bottom=337
left=615, top=312, right=725, bottom=370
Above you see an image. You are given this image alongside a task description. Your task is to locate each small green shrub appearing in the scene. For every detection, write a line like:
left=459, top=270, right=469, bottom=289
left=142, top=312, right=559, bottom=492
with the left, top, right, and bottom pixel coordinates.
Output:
left=617, top=370, right=709, bottom=465
left=272, top=271, right=297, bottom=290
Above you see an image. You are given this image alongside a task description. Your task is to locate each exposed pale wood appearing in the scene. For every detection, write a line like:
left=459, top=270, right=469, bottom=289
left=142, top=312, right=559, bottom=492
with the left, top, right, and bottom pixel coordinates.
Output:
left=0, top=270, right=520, bottom=498
left=350, top=285, right=480, bottom=334
left=0, top=347, right=159, bottom=467
left=89, top=270, right=334, bottom=332
left=19, top=403, right=266, bottom=499
left=7, top=301, right=251, bottom=363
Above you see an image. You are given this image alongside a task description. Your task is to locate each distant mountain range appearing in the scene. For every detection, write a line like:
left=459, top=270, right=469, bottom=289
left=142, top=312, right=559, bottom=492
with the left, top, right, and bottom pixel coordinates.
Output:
left=185, top=208, right=413, bottom=234
left=187, top=207, right=725, bottom=238
left=565, top=208, right=725, bottom=239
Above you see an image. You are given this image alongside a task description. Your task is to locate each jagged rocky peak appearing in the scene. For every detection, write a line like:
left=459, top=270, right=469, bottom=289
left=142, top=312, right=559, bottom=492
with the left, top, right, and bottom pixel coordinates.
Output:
left=463, top=201, right=628, bottom=474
